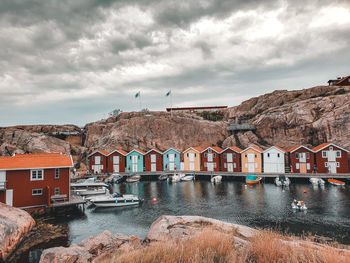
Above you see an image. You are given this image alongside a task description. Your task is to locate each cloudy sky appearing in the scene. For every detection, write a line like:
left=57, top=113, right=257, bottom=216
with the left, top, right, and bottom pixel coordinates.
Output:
left=1, top=0, right=350, bottom=126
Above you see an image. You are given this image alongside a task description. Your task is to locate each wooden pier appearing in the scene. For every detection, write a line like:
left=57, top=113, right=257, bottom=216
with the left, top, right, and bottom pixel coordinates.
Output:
left=50, top=194, right=86, bottom=208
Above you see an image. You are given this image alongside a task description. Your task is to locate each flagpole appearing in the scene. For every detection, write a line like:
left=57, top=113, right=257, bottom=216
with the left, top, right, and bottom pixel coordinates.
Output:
left=139, top=93, right=142, bottom=111
left=170, top=89, right=173, bottom=117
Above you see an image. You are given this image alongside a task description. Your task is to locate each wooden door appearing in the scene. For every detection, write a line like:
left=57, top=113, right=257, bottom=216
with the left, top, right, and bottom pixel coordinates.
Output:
left=300, top=163, right=307, bottom=173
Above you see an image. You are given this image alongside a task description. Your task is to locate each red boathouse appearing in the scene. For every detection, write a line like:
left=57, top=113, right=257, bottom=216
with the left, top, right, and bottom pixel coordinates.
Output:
left=312, top=143, right=349, bottom=174
left=88, top=150, right=109, bottom=174
left=201, top=147, right=223, bottom=172
left=220, top=146, right=242, bottom=172
left=107, top=149, right=127, bottom=173
left=288, top=145, right=315, bottom=173
left=144, top=149, right=163, bottom=172
left=0, top=153, right=73, bottom=208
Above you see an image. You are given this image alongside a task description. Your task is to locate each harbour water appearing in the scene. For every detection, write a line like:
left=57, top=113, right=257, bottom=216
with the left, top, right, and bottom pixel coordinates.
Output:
left=17, top=178, right=350, bottom=262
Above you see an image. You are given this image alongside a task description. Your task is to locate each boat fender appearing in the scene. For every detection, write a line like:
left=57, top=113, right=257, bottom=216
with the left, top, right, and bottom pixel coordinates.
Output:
left=115, top=199, right=118, bottom=204
left=124, top=199, right=127, bottom=203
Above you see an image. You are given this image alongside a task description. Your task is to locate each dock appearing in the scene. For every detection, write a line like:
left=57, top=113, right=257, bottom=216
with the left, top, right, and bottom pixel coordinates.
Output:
left=50, top=194, right=86, bottom=208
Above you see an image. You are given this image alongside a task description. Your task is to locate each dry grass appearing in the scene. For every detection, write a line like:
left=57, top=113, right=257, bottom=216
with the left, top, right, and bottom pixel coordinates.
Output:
left=97, top=229, right=350, bottom=263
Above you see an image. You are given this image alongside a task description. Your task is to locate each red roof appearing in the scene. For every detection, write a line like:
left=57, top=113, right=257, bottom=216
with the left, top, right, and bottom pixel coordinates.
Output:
left=230, top=146, right=242, bottom=153
left=312, top=143, right=330, bottom=152
left=288, top=145, right=301, bottom=152
left=272, top=145, right=287, bottom=152
left=211, top=147, right=223, bottom=153
left=0, top=153, right=73, bottom=170
left=193, top=147, right=204, bottom=153
left=108, top=149, right=128, bottom=156
left=99, top=150, right=110, bottom=156
left=336, top=76, right=350, bottom=85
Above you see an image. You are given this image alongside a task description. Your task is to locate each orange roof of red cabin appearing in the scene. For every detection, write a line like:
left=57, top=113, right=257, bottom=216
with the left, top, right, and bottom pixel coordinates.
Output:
left=99, top=150, right=110, bottom=156
left=312, top=143, right=330, bottom=152
left=211, top=146, right=223, bottom=153
left=273, top=145, right=287, bottom=152
left=0, top=153, right=73, bottom=170
left=117, top=149, right=128, bottom=155
left=224, top=146, right=242, bottom=153
left=288, top=145, right=301, bottom=152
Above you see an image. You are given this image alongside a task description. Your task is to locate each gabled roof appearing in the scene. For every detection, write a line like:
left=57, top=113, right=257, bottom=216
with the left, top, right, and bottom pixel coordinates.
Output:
left=242, top=145, right=263, bottom=153
left=88, top=150, right=110, bottom=157
left=202, top=146, right=223, bottom=153
left=336, top=76, right=350, bottom=85
left=312, top=143, right=349, bottom=153
left=145, top=149, right=163, bottom=155
left=183, top=146, right=204, bottom=153
left=264, top=145, right=286, bottom=153
left=127, top=148, right=145, bottom=155
left=288, top=145, right=313, bottom=153
left=162, top=148, right=180, bottom=154
left=0, top=153, right=73, bottom=171
left=222, top=146, right=242, bottom=153
left=108, top=149, right=128, bottom=156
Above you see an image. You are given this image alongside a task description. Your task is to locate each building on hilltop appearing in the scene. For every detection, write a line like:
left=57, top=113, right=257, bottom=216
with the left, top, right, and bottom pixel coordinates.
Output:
left=0, top=153, right=73, bottom=208
left=327, top=75, right=350, bottom=86
left=166, top=106, right=227, bottom=113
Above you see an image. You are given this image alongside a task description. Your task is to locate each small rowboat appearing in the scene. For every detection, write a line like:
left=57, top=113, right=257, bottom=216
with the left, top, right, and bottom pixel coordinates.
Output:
left=328, top=179, right=345, bottom=186
left=246, top=175, right=262, bottom=184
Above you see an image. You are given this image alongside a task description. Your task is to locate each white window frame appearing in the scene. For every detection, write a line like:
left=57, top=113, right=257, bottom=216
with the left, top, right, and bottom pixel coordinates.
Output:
left=95, top=156, right=101, bottom=165
left=336, top=162, right=340, bottom=168
left=31, top=169, right=44, bottom=181
left=296, top=163, right=300, bottom=169
left=224, top=163, right=227, bottom=168
left=295, top=153, right=299, bottom=159
left=336, top=151, right=341, bottom=158
left=54, top=187, right=60, bottom=195
left=32, top=188, right=43, bottom=196
left=322, top=151, right=327, bottom=158
left=325, top=162, right=328, bottom=167
left=55, top=168, right=59, bottom=179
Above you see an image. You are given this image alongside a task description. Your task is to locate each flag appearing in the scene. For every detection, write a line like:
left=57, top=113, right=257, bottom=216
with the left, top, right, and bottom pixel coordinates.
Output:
left=166, top=90, right=171, bottom=97
left=135, top=91, right=140, bottom=98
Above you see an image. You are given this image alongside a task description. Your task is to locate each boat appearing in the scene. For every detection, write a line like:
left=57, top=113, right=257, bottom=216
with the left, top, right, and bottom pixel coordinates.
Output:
left=328, top=179, right=345, bottom=186
left=126, top=174, right=141, bottom=183
left=275, top=175, right=290, bottom=187
left=71, top=181, right=109, bottom=196
left=168, top=173, right=185, bottom=182
left=158, top=174, right=168, bottom=181
left=291, top=200, right=307, bottom=210
left=89, top=192, right=142, bottom=208
left=111, top=174, right=124, bottom=183
left=181, top=174, right=194, bottom=181
left=211, top=175, right=222, bottom=183
left=246, top=175, right=262, bottom=184
left=309, top=178, right=325, bottom=186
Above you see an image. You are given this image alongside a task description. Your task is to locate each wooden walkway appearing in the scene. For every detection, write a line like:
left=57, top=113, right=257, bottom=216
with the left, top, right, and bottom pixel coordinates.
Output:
left=50, top=194, right=86, bottom=208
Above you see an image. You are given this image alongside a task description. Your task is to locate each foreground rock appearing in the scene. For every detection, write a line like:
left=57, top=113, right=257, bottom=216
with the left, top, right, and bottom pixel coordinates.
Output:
left=0, top=203, right=35, bottom=261
left=39, top=230, right=132, bottom=263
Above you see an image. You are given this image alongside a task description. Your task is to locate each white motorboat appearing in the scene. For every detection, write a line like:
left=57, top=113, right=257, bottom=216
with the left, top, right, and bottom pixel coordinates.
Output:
left=126, top=174, right=141, bottom=183
left=168, top=173, right=185, bottom=182
left=291, top=200, right=307, bottom=211
left=89, top=192, right=142, bottom=208
left=71, top=181, right=109, bottom=196
left=211, top=175, right=222, bottom=183
left=158, top=174, right=168, bottom=181
left=310, top=178, right=325, bottom=186
left=111, top=174, right=124, bottom=183
left=275, top=175, right=290, bottom=187
left=181, top=174, right=194, bottom=181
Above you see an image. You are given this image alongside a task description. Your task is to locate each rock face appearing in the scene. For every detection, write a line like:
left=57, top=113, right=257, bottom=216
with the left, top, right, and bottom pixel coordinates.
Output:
left=39, top=230, right=131, bottom=263
left=84, top=111, right=229, bottom=152
left=223, top=85, right=350, bottom=150
left=0, top=203, right=35, bottom=261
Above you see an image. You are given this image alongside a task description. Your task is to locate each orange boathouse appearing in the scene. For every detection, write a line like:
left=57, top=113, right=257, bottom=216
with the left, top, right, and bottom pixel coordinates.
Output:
left=241, top=145, right=263, bottom=173
left=0, top=153, right=73, bottom=208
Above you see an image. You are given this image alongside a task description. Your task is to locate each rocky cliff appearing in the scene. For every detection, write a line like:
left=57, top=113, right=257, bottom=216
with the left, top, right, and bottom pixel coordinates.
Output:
left=0, top=85, right=349, bottom=169
left=0, top=203, right=35, bottom=261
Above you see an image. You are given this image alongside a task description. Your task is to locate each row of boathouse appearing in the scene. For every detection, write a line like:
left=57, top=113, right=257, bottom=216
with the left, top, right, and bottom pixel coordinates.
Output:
left=89, top=142, right=349, bottom=175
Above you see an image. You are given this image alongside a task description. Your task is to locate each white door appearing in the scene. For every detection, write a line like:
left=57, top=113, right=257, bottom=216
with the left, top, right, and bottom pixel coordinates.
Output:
left=189, top=153, right=195, bottom=170
left=328, top=150, right=336, bottom=162
left=328, top=162, right=337, bottom=173
left=6, top=189, right=13, bottom=206
left=113, top=156, right=120, bottom=172
left=207, top=153, right=213, bottom=162
left=151, top=154, right=157, bottom=163
left=207, top=163, right=214, bottom=171
left=300, top=153, right=306, bottom=163
left=169, top=154, right=175, bottom=162
left=227, top=153, right=233, bottom=162
left=247, top=153, right=254, bottom=163
left=227, top=163, right=233, bottom=172
left=151, top=163, right=157, bottom=171
left=169, top=162, right=175, bottom=171
left=189, top=162, right=195, bottom=171
left=95, top=156, right=101, bottom=164
left=0, top=171, right=5, bottom=188
left=248, top=163, right=255, bottom=172
left=132, top=156, right=138, bottom=172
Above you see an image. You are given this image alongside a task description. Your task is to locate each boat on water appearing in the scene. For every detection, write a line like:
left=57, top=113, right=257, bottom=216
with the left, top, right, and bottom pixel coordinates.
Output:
left=181, top=174, right=194, bottom=181
left=328, top=179, right=345, bottom=186
left=246, top=175, right=262, bottom=184
left=310, top=178, right=325, bottom=186
left=275, top=175, right=290, bottom=187
left=71, top=181, right=109, bottom=196
left=168, top=173, right=185, bottom=182
left=126, top=174, right=141, bottom=183
left=211, top=175, right=222, bottom=183
left=89, top=192, right=142, bottom=208
left=158, top=174, right=168, bottom=181
left=291, top=200, right=307, bottom=210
